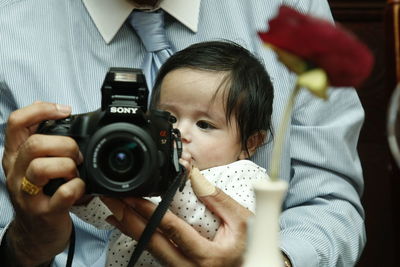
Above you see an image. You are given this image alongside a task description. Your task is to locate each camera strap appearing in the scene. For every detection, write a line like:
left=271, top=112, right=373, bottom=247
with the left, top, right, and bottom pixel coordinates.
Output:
left=127, top=166, right=187, bottom=266
left=66, top=223, right=76, bottom=267
left=126, top=128, right=185, bottom=266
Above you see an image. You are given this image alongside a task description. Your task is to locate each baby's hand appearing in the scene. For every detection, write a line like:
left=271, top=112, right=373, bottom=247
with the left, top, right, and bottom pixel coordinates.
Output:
left=179, top=151, right=193, bottom=175
left=178, top=152, right=216, bottom=198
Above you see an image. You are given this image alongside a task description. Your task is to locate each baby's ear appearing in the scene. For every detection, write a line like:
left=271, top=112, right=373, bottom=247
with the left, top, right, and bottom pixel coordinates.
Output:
left=239, top=131, right=267, bottom=159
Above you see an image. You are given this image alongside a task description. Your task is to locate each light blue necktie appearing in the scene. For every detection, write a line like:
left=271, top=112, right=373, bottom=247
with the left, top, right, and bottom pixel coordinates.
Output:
left=128, top=10, right=174, bottom=93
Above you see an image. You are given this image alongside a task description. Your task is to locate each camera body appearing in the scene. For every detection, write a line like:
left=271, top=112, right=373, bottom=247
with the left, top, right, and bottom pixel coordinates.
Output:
left=38, top=68, right=181, bottom=197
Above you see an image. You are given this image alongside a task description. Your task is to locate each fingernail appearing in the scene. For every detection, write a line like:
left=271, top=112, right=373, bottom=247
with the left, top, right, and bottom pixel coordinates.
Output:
left=56, top=104, right=72, bottom=114
left=190, top=167, right=216, bottom=197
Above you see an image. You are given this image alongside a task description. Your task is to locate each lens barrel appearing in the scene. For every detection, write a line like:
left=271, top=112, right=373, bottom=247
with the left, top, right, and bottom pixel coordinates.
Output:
left=85, top=122, right=159, bottom=194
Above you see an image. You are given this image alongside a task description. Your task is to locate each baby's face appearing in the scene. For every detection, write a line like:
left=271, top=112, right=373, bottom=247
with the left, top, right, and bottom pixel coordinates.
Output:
left=158, top=68, right=247, bottom=170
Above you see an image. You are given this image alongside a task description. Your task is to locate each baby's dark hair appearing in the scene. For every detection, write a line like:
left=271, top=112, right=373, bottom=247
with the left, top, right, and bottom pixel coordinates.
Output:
left=150, top=40, right=274, bottom=155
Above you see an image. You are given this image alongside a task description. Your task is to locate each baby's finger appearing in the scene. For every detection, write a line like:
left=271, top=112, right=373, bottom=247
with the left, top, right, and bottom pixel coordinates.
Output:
left=179, top=158, right=192, bottom=172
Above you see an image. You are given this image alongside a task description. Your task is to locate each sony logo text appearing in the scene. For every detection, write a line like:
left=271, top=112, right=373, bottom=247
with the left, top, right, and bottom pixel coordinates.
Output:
left=110, top=107, right=138, bottom=114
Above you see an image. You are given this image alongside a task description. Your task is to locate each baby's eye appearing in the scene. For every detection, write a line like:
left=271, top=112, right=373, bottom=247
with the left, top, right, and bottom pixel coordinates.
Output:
left=196, top=121, right=215, bottom=130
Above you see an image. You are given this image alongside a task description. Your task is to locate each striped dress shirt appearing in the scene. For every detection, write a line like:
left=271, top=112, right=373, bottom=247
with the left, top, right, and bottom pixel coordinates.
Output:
left=0, top=0, right=366, bottom=266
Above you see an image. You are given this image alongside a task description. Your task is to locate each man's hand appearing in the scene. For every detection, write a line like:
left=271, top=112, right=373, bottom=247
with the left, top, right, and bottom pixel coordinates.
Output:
left=2, top=102, right=85, bottom=266
left=105, top=171, right=252, bottom=267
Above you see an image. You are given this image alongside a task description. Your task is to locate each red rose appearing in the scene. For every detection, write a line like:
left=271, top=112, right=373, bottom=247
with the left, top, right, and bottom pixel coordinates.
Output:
left=258, top=5, right=374, bottom=87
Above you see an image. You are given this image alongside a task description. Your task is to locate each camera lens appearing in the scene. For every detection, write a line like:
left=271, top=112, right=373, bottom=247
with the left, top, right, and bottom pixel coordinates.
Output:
left=86, top=122, right=159, bottom=195
left=109, top=148, right=133, bottom=173
left=98, top=137, right=145, bottom=183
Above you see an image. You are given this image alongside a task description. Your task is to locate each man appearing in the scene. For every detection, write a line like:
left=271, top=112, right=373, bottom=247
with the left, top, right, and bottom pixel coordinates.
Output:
left=0, top=0, right=365, bottom=266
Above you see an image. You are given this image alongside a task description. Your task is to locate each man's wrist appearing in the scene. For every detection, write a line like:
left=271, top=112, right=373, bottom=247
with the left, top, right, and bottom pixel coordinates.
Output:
left=1, top=222, right=52, bottom=267
left=0, top=230, right=14, bottom=266
left=0, top=227, right=29, bottom=267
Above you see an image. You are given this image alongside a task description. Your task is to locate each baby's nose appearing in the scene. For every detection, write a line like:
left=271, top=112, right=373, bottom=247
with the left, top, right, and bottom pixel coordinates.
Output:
left=180, top=129, right=192, bottom=143
left=176, top=121, right=192, bottom=143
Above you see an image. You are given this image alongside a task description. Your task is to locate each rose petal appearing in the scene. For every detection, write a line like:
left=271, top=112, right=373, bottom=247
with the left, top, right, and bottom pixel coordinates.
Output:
left=258, top=5, right=374, bottom=87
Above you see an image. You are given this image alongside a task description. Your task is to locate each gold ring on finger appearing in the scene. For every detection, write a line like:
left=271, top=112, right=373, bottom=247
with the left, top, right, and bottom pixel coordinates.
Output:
left=20, top=176, right=41, bottom=196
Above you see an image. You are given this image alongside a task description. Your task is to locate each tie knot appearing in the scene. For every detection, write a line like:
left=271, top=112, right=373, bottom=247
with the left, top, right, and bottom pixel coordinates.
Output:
left=128, top=10, right=171, bottom=52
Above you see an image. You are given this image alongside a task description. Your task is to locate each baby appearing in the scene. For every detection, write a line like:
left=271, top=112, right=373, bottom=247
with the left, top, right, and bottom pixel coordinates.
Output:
left=72, top=40, right=274, bottom=266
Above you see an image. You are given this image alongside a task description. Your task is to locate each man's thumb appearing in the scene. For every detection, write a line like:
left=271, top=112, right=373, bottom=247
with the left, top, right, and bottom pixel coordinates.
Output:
left=189, top=168, right=252, bottom=223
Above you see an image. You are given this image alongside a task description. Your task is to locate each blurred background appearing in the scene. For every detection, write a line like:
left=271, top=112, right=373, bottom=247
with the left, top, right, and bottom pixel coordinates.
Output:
left=327, top=0, right=399, bottom=266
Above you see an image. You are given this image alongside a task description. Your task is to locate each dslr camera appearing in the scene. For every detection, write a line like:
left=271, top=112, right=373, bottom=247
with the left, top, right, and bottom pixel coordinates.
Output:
left=38, top=68, right=182, bottom=197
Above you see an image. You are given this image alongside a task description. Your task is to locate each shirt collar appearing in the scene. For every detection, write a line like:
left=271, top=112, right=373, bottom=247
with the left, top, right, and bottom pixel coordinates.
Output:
left=82, top=0, right=201, bottom=44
